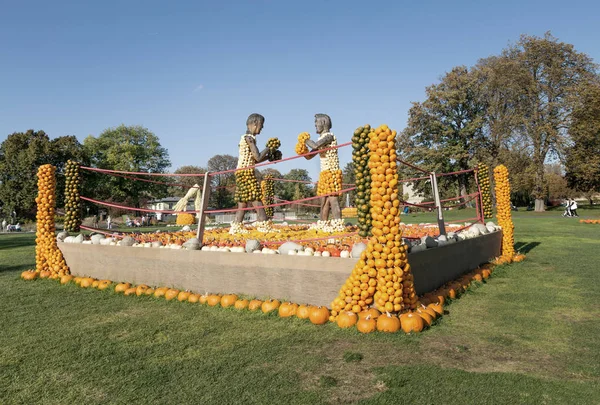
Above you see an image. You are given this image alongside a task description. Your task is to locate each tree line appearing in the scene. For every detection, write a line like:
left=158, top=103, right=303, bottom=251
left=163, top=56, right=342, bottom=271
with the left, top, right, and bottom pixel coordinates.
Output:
left=398, top=32, right=600, bottom=211
left=0, top=125, right=325, bottom=220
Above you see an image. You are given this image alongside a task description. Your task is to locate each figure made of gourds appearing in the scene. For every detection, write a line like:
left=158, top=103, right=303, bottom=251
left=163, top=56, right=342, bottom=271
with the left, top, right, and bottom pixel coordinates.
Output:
left=300, top=114, right=344, bottom=231
left=230, top=113, right=280, bottom=234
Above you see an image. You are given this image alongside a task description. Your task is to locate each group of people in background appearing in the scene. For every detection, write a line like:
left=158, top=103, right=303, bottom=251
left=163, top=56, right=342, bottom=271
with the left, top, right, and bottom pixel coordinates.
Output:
left=563, top=198, right=579, bottom=217
left=1, top=219, right=21, bottom=232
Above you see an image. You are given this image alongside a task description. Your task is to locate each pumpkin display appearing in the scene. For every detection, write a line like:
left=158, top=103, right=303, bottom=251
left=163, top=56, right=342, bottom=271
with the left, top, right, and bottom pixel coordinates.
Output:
left=63, top=160, right=82, bottom=231
left=153, top=287, right=168, bottom=298
left=79, top=277, right=94, bottom=288
left=136, top=285, right=149, bottom=296
left=513, top=254, right=526, bottom=262
left=177, top=291, right=191, bottom=302
left=278, top=302, right=298, bottom=318
left=234, top=299, right=249, bottom=310
left=39, top=270, right=51, bottom=279
left=144, top=288, right=155, bottom=296
left=206, top=294, right=222, bottom=306
left=248, top=299, right=263, bottom=311
left=199, top=294, right=209, bottom=304
left=261, top=299, right=280, bottom=314
left=476, top=163, right=493, bottom=219
left=331, top=125, right=417, bottom=319
left=21, top=270, right=38, bottom=281
left=357, top=315, right=377, bottom=334
left=35, top=164, right=70, bottom=278
left=188, top=293, right=200, bottom=303
left=164, top=289, right=180, bottom=301
left=296, top=304, right=311, bottom=319
left=358, top=308, right=381, bottom=320
left=400, top=312, right=424, bottom=333
left=60, top=275, right=73, bottom=284
left=221, top=294, right=238, bottom=308
left=428, top=302, right=444, bottom=316
left=176, top=213, right=195, bottom=226
left=115, top=282, right=131, bottom=293
left=124, top=287, right=137, bottom=296
left=336, top=311, right=358, bottom=328
left=493, top=165, right=515, bottom=260
left=377, top=312, right=401, bottom=333
left=420, top=305, right=437, bottom=320
left=295, top=132, right=310, bottom=155
left=416, top=308, right=433, bottom=326
left=352, top=125, right=372, bottom=237
left=309, top=306, right=330, bottom=325
left=472, top=273, right=483, bottom=282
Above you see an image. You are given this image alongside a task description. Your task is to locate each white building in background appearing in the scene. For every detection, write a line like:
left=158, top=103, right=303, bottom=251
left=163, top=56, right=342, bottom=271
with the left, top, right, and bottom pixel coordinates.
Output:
left=402, top=183, right=425, bottom=204
left=146, top=197, right=194, bottom=221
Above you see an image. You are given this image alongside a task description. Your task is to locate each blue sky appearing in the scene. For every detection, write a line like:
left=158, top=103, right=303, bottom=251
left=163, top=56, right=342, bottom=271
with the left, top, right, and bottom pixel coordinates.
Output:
left=1, top=0, right=599, bottom=180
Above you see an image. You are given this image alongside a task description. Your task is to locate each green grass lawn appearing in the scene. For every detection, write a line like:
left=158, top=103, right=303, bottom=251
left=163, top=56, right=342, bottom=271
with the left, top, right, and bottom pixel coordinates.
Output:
left=1, top=208, right=599, bottom=404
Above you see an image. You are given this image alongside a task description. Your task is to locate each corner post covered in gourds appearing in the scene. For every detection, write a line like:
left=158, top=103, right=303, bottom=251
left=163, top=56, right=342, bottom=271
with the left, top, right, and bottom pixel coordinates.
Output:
left=331, top=124, right=416, bottom=320
left=36, top=164, right=70, bottom=277
left=64, top=160, right=82, bottom=232
left=476, top=163, right=493, bottom=219
left=493, top=165, right=515, bottom=260
left=352, top=125, right=372, bottom=238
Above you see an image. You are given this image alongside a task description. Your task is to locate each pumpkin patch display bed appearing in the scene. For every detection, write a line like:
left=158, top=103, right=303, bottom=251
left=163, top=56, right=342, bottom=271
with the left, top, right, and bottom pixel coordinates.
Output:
left=26, top=124, right=525, bottom=335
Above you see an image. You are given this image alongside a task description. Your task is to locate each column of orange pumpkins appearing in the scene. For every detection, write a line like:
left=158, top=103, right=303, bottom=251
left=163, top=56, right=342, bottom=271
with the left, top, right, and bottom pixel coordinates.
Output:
left=493, top=165, right=516, bottom=261
left=477, top=163, right=493, bottom=219
left=35, top=164, right=70, bottom=277
left=331, top=124, right=417, bottom=319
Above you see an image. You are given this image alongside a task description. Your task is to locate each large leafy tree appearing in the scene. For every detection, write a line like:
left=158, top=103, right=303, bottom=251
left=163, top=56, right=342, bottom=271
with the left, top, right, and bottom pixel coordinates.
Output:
left=501, top=33, right=597, bottom=211
left=170, top=165, right=207, bottom=197
left=0, top=130, right=86, bottom=220
left=279, top=169, right=314, bottom=204
left=341, top=162, right=356, bottom=207
left=399, top=66, right=486, bottom=202
left=0, top=130, right=51, bottom=219
left=206, top=154, right=237, bottom=209
left=83, top=125, right=170, bottom=209
left=565, top=81, right=600, bottom=204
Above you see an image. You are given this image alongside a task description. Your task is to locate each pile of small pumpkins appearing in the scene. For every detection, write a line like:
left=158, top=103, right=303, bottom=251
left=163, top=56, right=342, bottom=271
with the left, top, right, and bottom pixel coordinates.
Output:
left=580, top=219, right=600, bottom=224
left=21, top=258, right=509, bottom=334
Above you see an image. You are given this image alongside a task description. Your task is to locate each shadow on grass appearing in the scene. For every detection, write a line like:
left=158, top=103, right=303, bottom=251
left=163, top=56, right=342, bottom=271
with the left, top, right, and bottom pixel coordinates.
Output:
left=0, top=264, right=32, bottom=273
left=0, top=235, right=35, bottom=251
left=514, top=241, right=541, bottom=254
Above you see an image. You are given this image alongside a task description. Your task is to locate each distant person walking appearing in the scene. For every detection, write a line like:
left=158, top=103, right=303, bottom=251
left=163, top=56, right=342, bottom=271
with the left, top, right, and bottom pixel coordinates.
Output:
left=107, top=215, right=112, bottom=230
left=1, top=219, right=6, bottom=232
left=563, top=199, right=572, bottom=217
left=93, top=214, right=99, bottom=228
left=571, top=199, right=579, bottom=217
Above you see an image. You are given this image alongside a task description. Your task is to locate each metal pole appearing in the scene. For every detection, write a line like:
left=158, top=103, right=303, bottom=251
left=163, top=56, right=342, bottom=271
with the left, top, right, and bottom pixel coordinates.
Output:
left=196, top=172, right=212, bottom=244
left=430, top=172, right=446, bottom=236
